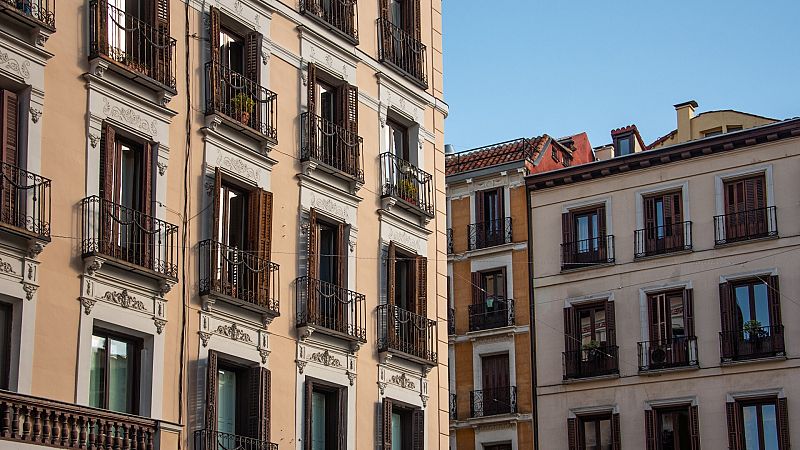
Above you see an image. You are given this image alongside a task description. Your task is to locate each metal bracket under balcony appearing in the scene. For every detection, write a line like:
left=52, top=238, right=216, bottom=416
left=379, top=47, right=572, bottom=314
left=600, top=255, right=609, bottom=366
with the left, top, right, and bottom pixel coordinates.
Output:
left=0, top=162, right=51, bottom=249
left=377, top=304, right=437, bottom=368
left=296, top=276, right=367, bottom=348
left=199, top=239, right=280, bottom=322
left=300, top=112, right=364, bottom=188
left=380, top=152, right=434, bottom=220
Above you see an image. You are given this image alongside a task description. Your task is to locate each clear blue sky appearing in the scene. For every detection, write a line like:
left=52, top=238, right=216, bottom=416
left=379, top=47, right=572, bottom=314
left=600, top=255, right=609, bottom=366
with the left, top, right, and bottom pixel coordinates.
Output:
left=442, top=0, right=800, bottom=151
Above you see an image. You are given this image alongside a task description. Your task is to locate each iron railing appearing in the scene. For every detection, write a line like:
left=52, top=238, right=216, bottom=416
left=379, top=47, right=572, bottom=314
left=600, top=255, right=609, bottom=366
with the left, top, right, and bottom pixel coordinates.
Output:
left=714, top=206, right=778, bottom=245
left=449, top=393, right=457, bottom=420
left=470, top=386, right=517, bottom=418
left=0, top=389, right=157, bottom=449
left=296, top=276, right=367, bottom=342
left=563, top=345, right=619, bottom=380
left=637, top=336, right=698, bottom=371
left=380, top=152, right=434, bottom=217
left=198, top=239, right=280, bottom=316
left=0, top=162, right=51, bottom=241
left=469, top=298, right=514, bottom=332
left=561, top=235, right=615, bottom=271
left=468, top=217, right=512, bottom=250
left=720, top=325, right=785, bottom=362
left=377, top=304, right=437, bottom=364
left=89, top=0, right=176, bottom=90
left=446, top=228, right=453, bottom=254
left=447, top=307, right=455, bottom=335
left=80, top=196, right=178, bottom=280
left=300, top=112, right=364, bottom=182
left=634, top=220, right=692, bottom=258
left=300, top=0, right=358, bottom=42
left=377, top=17, right=427, bottom=87
left=194, top=429, right=278, bottom=450
left=205, top=61, right=278, bottom=142
left=1, top=0, right=55, bottom=28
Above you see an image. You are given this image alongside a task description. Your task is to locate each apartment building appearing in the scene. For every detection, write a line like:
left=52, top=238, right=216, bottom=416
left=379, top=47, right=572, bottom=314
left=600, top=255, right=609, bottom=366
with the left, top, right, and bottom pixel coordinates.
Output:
left=445, top=134, right=594, bottom=450
left=0, top=0, right=448, bottom=448
left=527, top=113, right=800, bottom=450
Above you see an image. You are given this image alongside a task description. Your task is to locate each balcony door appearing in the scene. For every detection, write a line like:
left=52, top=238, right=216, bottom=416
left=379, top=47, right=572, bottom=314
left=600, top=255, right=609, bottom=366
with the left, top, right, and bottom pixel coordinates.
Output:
left=564, top=301, right=616, bottom=378
left=89, top=329, right=141, bottom=415
left=471, top=268, right=507, bottom=330
left=643, top=191, right=683, bottom=254
left=647, top=290, right=693, bottom=368
left=305, top=379, right=347, bottom=450
left=386, top=241, right=428, bottom=351
left=724, top=175, right=767, bottom=240
left=306, top=209, right=347, bottom=332
left=481, top=353, right=510, bottom=416
left=475, top=188, right=504, bottom=248
left=720, top=276, right=783, bottom=360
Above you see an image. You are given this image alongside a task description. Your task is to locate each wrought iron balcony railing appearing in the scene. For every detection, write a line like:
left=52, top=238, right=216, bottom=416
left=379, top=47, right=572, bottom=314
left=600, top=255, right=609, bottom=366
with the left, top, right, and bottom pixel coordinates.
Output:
left=199, top=239, right=280, bottom=316
left=637, top=336, right=698, bottom=371
left=720, top=325, right=785, bottom=363
left=446, top=228, right=453, bottom=254
left=195, top=429, right=278, bottom=450
left=468, top=217, right=512, bottom=250
left=470, top=386, right=517, bottom=418
left=1, top=0, right=55, bottom=29
left=0, top=389, right=157, bottom=449
left=0, top=162, right=51, bottom=241
left=300, top=0, right=358, bottom=42
left=377, top=17, right=428, bottom=88
left=301, top=112, right=364, bottom=183
left=447, top=306, right=455, bottom=336
left=449, top=393, right=456, bottom=420
left=468, top=298, right=515, bottom=332
left=205, top=61, right=278, bottom=143
left=561, top=235, right=615, bottom=271
left=563, top=345, right=619, bottom=380
left=80, top=196, right=178, bottom=280
left=380, top=152, right=434, bottom=217
left=714, top=206, right=778, bottom=245
left=296, top=276, right=367, bottom=342
left=634, top=220, right=692, bottom=258
left=89, top=0, right=176, bottom=90
left=377, top=304, right=437, bottom=365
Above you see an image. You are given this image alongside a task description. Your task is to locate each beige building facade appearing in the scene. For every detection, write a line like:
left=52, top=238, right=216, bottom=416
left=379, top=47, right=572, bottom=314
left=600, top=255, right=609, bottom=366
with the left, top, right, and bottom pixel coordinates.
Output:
left=527, top=118, right=800, bottom=449
left=0, top=0, right=448, bottom=448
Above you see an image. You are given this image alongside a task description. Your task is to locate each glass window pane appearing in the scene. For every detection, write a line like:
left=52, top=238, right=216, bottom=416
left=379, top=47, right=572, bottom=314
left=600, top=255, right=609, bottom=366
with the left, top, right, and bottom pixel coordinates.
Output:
left=217, top=369, right=237, bottom=435
left=392, top=412, right=403, bottom=450
left=762, top=404, right=779, bottom=450
left=577, top=216, right=589, bottom=251
left=753, top=283, right=770, bottom=327
left=580, top=312, right=592, bottom=347
left=583, top=420, right=597, bottom=448
left=89, top=335, right=107, bottom=409
left=311, top=392, right=327, bottom=450
left=107, top=338, right=133, bottom=414
left=594, top=310, right=606, bottom=343
left=599, top=419, right=612, bottom=450
left=670, top=296, right=685, bottom=337
left=742, top=405, right=759, bottom=450
left=618, top=137, right=631, bottom=156
left=655, top=199, right=664, bottom=236
left=735, top=286, right=751, bottom=326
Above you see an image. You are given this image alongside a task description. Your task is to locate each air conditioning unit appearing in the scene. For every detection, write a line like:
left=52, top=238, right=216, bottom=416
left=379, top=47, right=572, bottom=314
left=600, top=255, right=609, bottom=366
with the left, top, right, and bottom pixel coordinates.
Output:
left=650, top=346, right=667, bottom=365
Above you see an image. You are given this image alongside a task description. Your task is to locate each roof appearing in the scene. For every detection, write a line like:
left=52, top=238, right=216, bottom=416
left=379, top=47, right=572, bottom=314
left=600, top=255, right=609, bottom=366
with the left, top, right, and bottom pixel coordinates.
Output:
left=647, top=110, right=780, bottom=149
left=445, top=135, right=549, bottom=176
left=610, top=124, right=648, bottom=151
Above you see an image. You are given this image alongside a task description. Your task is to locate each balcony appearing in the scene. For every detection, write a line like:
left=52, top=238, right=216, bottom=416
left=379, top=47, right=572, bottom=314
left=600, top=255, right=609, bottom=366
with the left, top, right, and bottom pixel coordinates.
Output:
left=380, top=152, right=434, bottom=219
left=720, top=325, right=785, bottom=363
left=300, top=0, right=358, bottom=43
left=447, top=307, right=455, bottom=336
left=198, top=239, right=280, bottom=317
left=560, top=235, right=615, bottom=271
left=0, top=390, right=158, bottom=449
left=563, top=346, right=619, bottom=380
left=714, top=206, right=778, bottom=245
left=469, top=386, right=517, bottom=418
left=634, top=221, right=692, bottom=258
left=468, top=298, right=515, bottom=332
left=467, top=218, right=512, bottom=251
left=0, top=0, right=55, bottom=30
left=446, top=228, right=453, bottom=254
left=195, top=429, right=277, bottom=450
left=205, top=61, right=278, bottom=145
left=449, top=393, right=456, bottom=420
left=296, top=276, right=367, bottom=344
left=0, top=162, right=51, bottom=243
left=637, top=336, right=698, bottom=372
left=377, top=18, right=428, bottom=88
left=80, top=196, right=178, bottom=281
left=300, top=112, right=364, bottom=184
left=377, top=304, right=437, bottom=366
left=89, top=0, right=176, bottom=93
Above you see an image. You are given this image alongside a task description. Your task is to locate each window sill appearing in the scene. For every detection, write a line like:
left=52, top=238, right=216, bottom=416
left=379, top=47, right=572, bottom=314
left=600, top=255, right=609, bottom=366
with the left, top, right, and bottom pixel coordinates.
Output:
left=638, top=363, right=699, bottom=376
left=562, top=372, right=620, bottom=384
left=633, top=248, right=693, bottom=261
left=714, top=233, right=779, bottom=248
left=721, top=354, right=787, bottom=367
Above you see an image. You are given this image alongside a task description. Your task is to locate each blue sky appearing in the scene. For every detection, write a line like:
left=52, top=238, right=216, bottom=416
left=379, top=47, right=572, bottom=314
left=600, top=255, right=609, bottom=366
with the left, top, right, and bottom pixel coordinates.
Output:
left=442, top=0, right=800, bottom=151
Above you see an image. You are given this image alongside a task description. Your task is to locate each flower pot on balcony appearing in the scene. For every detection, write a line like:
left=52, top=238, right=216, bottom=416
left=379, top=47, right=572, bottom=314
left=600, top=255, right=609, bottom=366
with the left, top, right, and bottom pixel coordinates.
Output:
left=230, top=93, right=255, bottom=127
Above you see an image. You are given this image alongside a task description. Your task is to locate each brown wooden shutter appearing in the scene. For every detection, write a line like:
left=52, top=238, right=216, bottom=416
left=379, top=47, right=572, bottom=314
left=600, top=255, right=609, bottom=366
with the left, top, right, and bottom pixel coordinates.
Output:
left=99, top=124, right=117, bottom=254
left=336, top=222, right=346, bottom=288
left=567, top=417, right=578, bottom=450
left=0, top=90, right=19, bottom=168
left=307, top=208, right=318, bottom=280
left=387, top=241, right=397, bottom=306
left=382, top=398, right=393, bottom=450
left=152, top=0, right=170, bottom=84
left=345, top=84, right=358, bottom=135
left=719, top=282, right=733, bottom=358
left=416, top=255, right=427, bottom=317
left=209, top=7, right=221, bottom=64
left=244, top=31, right=262, bottom=83
left=337, top=387, right=347, bottom=450
left=767, top=275, right=782, bottom=326
left=684, top=289, right=695, bottom=337
left=597, top=207, right=607, bottom=260
left=411, top=408, right=424, bottom=450
left=611, top=413, right=621, bottom=450
left=307, top=62, right=317, bottom=114
left=690, top=405, right=700, bottom=450
left=562, top=212, right=573, bottom=245
left=471, top=272, right=482, bottom=305
left=141, top=142, right=154, bottom=218
left=261, top=368, right=272, bottom=442
left=246, top=366, right=265, bottom=439
left=205, top=350, right=219, bottom=430
left=605, top=300, right=616, bottom=346
left=645, top=409, right=657, bottom=450
left=247, top=189, right=273, bottom=305
left=475, top=191, right=485, bottom=224
left=209, top=169, right=222, bottom=290
left=563, top=307, right=577, bottom=352
left=777, top=397, right=790, bottom=450
left=304, top=380, right=313, bottom=450
left=726, top=401, right=742, bottom=450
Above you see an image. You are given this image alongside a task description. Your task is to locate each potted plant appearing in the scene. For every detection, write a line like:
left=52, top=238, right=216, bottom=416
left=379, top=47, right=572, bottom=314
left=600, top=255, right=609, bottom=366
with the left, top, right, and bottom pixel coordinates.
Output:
left=230, top=93, right=255, bottom=125
left=743, top=319, right=768, bottom=341
left=582, top=340, right=602, bottom=360
left=398, top=178, right=418, bottom=203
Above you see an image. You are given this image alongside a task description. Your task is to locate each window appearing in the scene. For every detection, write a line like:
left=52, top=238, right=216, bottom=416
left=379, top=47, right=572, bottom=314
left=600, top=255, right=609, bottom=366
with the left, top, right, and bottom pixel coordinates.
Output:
left=563, top=301, right=617, bottom=379
left=563, top=152, right=573, bottom=167
left=568, top=413, right=620, bottom=450
left=480, top=353, right=511, bottom=416
left=307, top=209, right=346, bottom=287
left=219, top=27, right=245, bottom=74
left=477, top=188, right=503, bottom=225
left=471, top=187, right=506, bottom=249
left=469, top=268, right=511, bottom=331
left=100, top=125, right=152, bottom=215
left=0, top=302, right=12, bottom=390
left=386, top=241, right=426, bottom=316
left=210, top=9, right=261, bottom=81
left=305, top=379, right=347, bottom=450
left=720, top=276, right=784, bottom=361
left=382, top=398, right=424, bottom=450
left=703, top=128, right=723, bottom=138
left=639, top=191, right=686, bottom=256
left=89, top=329, right=141, bottom=414
left=561, top=205, right=611, bottom=270
left=484, top=445, right=512, bottom=450
left=727, top=397, right=790, bottom=450
left=722, top=174, right=770, bottom=242
left=578, top=304, right=607, bottom=351
left=388, top=119, right=409, bottom=162
left=388, top=0, right=404, bottom=29
left=648, top=290, right=692, bottom=342
left=645, top=405, right=700, bottom=450
left=727, top=125, right=743, bottom=133
left=614, top=134, right=633, bottom=156
left=552, top=146, right=560, bottom=162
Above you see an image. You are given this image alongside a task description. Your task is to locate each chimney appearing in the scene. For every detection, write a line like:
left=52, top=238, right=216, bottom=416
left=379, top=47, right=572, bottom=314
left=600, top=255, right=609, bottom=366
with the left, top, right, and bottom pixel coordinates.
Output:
left=674, top=100, right=698, bottom=143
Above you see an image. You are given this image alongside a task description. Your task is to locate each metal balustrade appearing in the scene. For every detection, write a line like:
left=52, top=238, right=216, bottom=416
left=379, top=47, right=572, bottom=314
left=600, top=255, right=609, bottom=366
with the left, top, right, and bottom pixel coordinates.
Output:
left=714, top=206, right=777, bottom=245
left=301, top=112, right=364, bottom=182
left=563, top=345, right=619, bottom=380
left=469, top=386, right=517, bottom=418
left=634, top=220, right=692, bottom=258
left=637, top=336, right=698, bottom=371
left=468, top=298, right=515, bottom=332
left=720, top=325, right=785, bottom=362
left=467, top=217, right=512, bottom=250
left=380, top=152, right=434, bottom=217
left=560, top=235, right=615, bottom=271
left=377, top=17, right=428, bottom=87
left=377, top=304, right=437, bottom=364
left=1, top=0, right=55, bottom=28
left=300, top=0, right=358, bottom=42
left=0, top=162, right=51, bottom=241
left=296, top=276, right=367, bottom=342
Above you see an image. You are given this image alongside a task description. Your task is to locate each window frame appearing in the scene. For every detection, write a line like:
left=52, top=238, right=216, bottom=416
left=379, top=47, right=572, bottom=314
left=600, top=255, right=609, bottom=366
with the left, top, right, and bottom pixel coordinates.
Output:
left=738, top=397, right=782, bottom=450
left=579, top=412, right=614, bottom=449
left=614, top=134, right=634, bottom=156
left=89, top=328, right=142, bottom=415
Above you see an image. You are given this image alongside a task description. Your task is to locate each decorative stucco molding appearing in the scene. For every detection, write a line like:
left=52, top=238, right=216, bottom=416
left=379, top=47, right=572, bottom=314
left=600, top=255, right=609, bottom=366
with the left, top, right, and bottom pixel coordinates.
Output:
left=0, top=51, right=30, bottom=80
left=102, top=98, right=158, bottom=137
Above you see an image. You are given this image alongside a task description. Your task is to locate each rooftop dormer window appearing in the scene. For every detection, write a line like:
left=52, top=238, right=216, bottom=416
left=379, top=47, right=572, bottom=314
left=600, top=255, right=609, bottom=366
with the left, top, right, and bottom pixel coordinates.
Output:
left=614, top=134, right=633, bottom=156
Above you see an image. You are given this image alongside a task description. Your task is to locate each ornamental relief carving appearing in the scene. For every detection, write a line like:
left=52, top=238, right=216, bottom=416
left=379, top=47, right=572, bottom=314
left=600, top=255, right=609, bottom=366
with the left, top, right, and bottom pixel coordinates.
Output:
left=309, top=350, right=343, bottom=368
left=102, top=98, right=158, bottom=137
left=386, top=227, right=422, bottom=254
left=0, top=256, right=17, bottom=276
left=215, top=323, right=253, bottom=344
left=389, top=373, right=416, bottom=390
left=309, top=193, right=349, bottom=222
left=101, top=289, right=147, bottom=312
left=0, top=51, right=30, bottom=80
left=215, top=153, right=259, bottom=183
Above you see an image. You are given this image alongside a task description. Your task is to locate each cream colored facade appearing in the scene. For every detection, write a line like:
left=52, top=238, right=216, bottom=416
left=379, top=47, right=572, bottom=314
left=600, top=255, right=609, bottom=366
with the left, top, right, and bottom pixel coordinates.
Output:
left=0, top=0, right=448, bottom=448
left=527, top=118, right=800, bottom=449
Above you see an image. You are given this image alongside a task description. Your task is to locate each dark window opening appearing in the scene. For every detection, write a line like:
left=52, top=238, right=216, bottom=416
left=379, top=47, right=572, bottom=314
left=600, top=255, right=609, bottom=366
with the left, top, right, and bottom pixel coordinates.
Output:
left=614, top=134, right=633, bottom=156
left=217, top=183, right=248, bottom=250
left=393, top=248, right=414, bottom=312
left=390, top=404, right=413, bottom=450
left=0, top=302, right=11, bottom=391
left=388, top=119, right=409, bottom=162
left=309, top=382, right=346, bottom=450
left=574, top=209, right=600, bottom=253
left=216, top=363, right=254, bottom=437
left=318, top=221, right=339, bottom=286
left=656, top=407, right=692, bottom=450
left=219, top=27, right=245, bottom=75
left=89, top=329, right=141, bottom=415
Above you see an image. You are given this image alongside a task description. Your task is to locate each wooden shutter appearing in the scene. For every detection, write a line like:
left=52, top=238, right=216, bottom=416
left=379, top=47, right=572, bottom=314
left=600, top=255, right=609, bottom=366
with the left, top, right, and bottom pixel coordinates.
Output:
left=141, top=142, right=154, bottom=218
left=471, top=272, right=482, bottom=305
left=248, top=189, right=273, bottom=305
left=337, top=387, right=347, bottom=450
left=767, top=275, right=784, bottom=353
left=382, top=398, right=393, bottom=450
left=306, top=63, right=318, bottom=151
left=152, top=0, right=170, bottom=84
left=209, top=169, right=222, bottom=289
left=386, top=241, right=397, bottom=306
left=777, top=397, right=790, bottom=450
left=744, top=176, right=766, bottom=211
left=411, top=409, right=424, bottom=450
left=690, top=405, right=701, bottom=450
left=335, top=222, right=346, bottom=288
left=0, top=90, right=18, bottom=168
left=304, top=380, right=313, bottom=450
left=597, top=206, right=607, bottom=259
left=644, top=409, right=657, bottom=450
left=244, top=31, right=262, bottom=83
left=567, top=417, right=578, bottom=450
left=344, top=84, right=358, bottom=135
left=246, top=366, right=271, bottom=440
left=205, top=350, right=219, bottom=430
left=99, top=124, right=117, bottom=254
left=497, top=188, right=505, bottom=222
left=416, top=255, right=427, bottom=317
left=209, top=7, right=221, bottom=64
left=563, top=307, right=577, bottom=352
left=611, top=413, right=621, bottom=450
left=684, top=289, right=695, bottom=337
left=562, top=212, right=573, bottom=244
left=726, top=401, right=742, bottom=450
left=307, top=208, right=318, bottom=280
left=475, top=191, right=485, bottom=224
left=605, top=301, right=616, bottom=346
left=719, top=282, right=733, bottom=358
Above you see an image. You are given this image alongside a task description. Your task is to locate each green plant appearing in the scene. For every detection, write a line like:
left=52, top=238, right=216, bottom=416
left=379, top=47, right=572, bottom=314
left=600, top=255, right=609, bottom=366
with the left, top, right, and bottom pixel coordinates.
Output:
left=582, top=340, right=601, bottom=351
left=230, top=93, right=255, bottom=114
left=743, top=319, right=768, bottom=339
left=398, top=178, right=418, bottom=200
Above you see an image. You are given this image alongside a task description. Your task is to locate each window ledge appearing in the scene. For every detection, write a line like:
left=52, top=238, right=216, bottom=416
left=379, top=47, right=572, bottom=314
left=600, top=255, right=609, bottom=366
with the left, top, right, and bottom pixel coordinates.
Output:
left=714, top=234, right=779, bottom=249
left=634, top=249, right=693, bottom=262
left=560, top=262, right=616, bottom=274
left=450, top=412, right=532, bottom=429
left=562, top=373, right=620, bottom=384
left=638, top=363, right=699, bottom=376
left=721, top=354, right=787, bottom=367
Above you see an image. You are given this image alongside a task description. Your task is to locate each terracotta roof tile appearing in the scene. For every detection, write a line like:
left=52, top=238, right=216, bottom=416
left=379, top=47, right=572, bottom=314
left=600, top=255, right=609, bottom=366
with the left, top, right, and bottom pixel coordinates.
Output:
left=445, top=136, right=549, bottom=176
